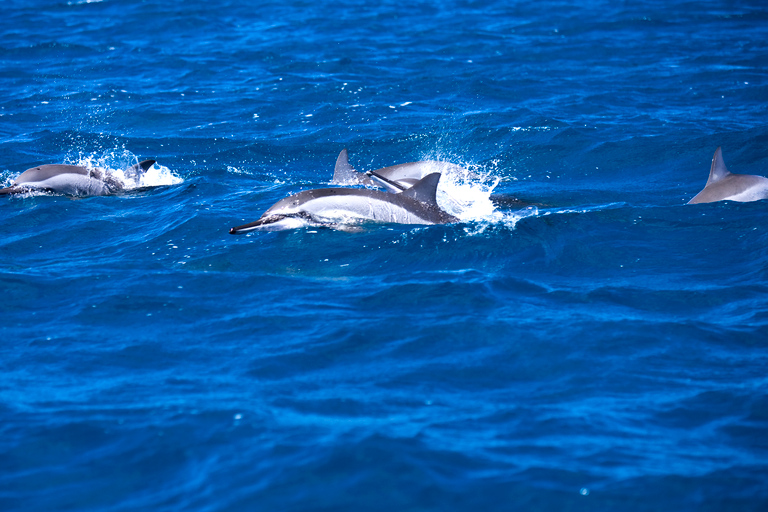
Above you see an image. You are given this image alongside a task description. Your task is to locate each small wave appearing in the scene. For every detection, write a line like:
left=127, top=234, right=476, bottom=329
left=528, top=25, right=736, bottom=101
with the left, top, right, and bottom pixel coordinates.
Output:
left=541, top=202, right=629, bottom=216
left=462, top=206, right=540, bottom=236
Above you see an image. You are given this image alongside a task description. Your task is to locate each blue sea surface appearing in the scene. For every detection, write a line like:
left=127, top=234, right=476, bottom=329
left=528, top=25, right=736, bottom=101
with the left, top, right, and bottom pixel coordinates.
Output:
left=2, top=0, right=768, bottom=510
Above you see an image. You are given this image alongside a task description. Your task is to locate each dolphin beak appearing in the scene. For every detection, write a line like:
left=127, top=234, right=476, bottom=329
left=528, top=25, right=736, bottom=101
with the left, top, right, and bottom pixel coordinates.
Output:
left=230, top=213, right=316, bottom=234
left=230, top=219, right=265, bottom=234
left=229, top=214, right=294, bottom=234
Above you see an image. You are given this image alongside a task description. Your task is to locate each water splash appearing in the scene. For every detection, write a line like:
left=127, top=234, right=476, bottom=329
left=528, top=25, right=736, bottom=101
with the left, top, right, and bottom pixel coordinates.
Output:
left=434, top=159, right=500, bottom=221
left=68, top=149, right=183, bottom=190
left=137, top=163, right=183, bottom=189
left=428, top=157, right=545, bottom=233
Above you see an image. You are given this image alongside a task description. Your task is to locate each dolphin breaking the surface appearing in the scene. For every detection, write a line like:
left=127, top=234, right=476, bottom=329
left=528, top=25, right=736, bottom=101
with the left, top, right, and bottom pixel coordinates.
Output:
left=230, top=172, right=458, bottom=234
left=0, top=160, right=156, bottom=196
left=332, top=148, right=470, bottom=193
left=332, top=148, right=539, bottom=209
left=688, top=147, right=768, bottom=204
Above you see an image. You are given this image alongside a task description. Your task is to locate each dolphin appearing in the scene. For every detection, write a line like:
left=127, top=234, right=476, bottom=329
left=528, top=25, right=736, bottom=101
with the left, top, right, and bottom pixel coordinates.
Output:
left=332, top=148, right=540, bottom=208
left=688, top=147, right=768, bottom=204
left=332, top=148, right=469, bottom=193
left=0, top=159, right=156, bottom=196
left=230, top=172, right=458, bottom=233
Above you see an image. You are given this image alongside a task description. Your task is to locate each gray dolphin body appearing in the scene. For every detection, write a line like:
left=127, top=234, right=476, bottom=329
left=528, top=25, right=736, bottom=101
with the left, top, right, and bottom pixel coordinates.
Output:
left=688, top=147, right=768, bottom=204
left=332, top=148, right=468, bottom=193
left=230, top=172, right=458, bottom=234
left=0, top=160, right=155, bottom=196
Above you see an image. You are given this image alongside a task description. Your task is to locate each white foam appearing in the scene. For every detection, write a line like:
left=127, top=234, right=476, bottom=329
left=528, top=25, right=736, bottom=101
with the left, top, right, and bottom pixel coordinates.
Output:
left=137, top=163, right=183, bottom=188
left=434, top=161, right=499, bottom=221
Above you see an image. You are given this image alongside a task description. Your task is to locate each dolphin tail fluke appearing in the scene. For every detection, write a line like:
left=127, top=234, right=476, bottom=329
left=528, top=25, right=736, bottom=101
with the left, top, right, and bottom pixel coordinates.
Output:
left=706, top=147, right=730, bottom=186
left=401, top=172, right=441, bottom=205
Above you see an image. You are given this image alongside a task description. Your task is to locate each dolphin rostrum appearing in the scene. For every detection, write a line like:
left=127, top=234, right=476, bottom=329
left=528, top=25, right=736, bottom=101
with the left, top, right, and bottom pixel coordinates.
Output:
left=688, top=147, right=768, bottom=204
left=332, top=148, right=469, bottom=193
left=230, top=172, right=458, bottom=234
left=0, top=159, right=156, bottom=196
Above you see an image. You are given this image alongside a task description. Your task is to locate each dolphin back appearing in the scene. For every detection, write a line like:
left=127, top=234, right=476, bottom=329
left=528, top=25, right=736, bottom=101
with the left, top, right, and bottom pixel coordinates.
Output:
left=689, top=147, right=768, bottom=204
left=14, top=164, right=90, bottom=184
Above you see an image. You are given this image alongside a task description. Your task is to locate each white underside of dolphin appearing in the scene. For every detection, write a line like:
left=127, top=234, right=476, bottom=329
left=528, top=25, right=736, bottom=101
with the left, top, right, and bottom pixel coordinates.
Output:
left=688, top=147, right=768, bottom=204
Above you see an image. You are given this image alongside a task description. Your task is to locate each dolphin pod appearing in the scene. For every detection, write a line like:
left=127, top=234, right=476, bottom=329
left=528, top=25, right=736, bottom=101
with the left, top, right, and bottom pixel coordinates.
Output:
left=4, top=147, right=766, bottom=234
left=687, top=147, right=768, bottom=204
left=0, top=160, right=156, bottom=196
left=230, top=146, right=768, bottom=234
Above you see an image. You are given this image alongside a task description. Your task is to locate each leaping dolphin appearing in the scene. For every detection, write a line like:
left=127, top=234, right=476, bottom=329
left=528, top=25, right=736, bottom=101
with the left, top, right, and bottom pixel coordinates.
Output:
left=230, top=172, right=458, bottom=234
left=688, top=147, right=768, bottom=204
left=332, top=148, right=469, bottom=193
left=0, top=159, right=156, bottom=196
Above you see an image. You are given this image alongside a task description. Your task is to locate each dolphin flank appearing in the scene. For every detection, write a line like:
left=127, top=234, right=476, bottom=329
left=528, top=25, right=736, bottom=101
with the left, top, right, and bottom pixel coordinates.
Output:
left=0, top=160, right=156, bottom=196
left=230, top=172, right=458, bottom=234
left=688, top=147, right=768, bottom=204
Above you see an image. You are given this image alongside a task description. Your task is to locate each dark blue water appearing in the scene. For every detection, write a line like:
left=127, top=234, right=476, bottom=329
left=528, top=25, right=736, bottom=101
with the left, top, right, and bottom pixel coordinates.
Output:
left=2, top=1, right=768, bottom=510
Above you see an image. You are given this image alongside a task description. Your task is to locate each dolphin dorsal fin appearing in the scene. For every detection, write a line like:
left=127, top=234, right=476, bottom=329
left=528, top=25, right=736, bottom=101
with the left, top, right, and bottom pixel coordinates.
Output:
left=706, top=147, right=730, bottom=185
left=333, top=148, right=358, bottom=183
left=124, top=159, right=156, bottom=174
left=401, top=172, right=441, bottom=205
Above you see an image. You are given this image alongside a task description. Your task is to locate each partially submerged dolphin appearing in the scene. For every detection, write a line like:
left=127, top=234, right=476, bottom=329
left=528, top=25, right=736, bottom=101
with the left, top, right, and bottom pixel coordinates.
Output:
left=332, top=148, right=539, bottom=208
left=688, top=147, right=768, bottom=204
left=332, top=148, right=468, bottom=193
left=0, top=160, right=156, bottom=196
left=230, top=172, right=458, bottom=233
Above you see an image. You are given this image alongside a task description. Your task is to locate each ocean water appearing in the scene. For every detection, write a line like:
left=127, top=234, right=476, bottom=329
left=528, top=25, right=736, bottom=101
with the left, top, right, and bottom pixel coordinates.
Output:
left=2, top=0, right=768, bottom=510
